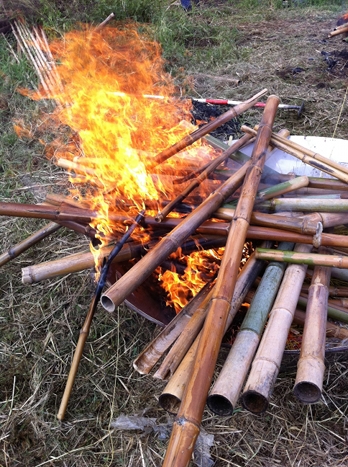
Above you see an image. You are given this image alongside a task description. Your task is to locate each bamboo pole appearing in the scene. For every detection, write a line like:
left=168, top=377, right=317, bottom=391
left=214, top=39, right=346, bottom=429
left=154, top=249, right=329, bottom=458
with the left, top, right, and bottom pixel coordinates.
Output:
left=155, top=133, right=253, bottom=222
left=297, top=294, right=348, bottom=324
left=256, top=198, right=348, bottom=213
left=255, top=175, right=309, bottom=201
left=293, top=309, right=348, bottom=340
left=159, top=249, right=266, bottom=414
left=241, top=125, right=348, bottom=183
left=328, top=24, right=348, bottom=37
left=302, top=284, right=348, bottom=298
left=101, top=159, right=251, bottom=313
left=255, top=248, right=348, bottom=269
left=207, top=241, right=294, bottom=416
left=148, top=89, right=267, bottom=168
left=241, top=243, right=312, bottom=414
left=57, top=211, right=144, bottom=420
left=133, top=282, right=214, bottom=375
left=0, top=222, right=61, bottom=267
left=293, top=248, right=331, bottom=404
left=162, top=95, right=279, bottom=466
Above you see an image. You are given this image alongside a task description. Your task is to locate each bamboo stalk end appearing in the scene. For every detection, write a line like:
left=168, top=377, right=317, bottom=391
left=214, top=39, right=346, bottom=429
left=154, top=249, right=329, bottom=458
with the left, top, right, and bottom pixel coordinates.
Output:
left=206, top=394, right=234, bottom=416
left=241, top=390, right=269, bottom=414
left=293, top=381, right=322, bottom=404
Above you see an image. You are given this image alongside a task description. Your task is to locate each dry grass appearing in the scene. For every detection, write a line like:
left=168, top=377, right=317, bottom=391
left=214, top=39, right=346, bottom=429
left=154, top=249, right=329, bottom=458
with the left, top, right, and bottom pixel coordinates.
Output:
left=1, top=2, right=348, bottom=467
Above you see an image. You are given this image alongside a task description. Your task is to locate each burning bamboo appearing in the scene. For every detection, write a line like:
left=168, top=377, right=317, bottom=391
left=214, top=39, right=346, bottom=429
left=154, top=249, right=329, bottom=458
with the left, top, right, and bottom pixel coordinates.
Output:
left=293, top=248, right=331, bottom=404
left=162, top=95, right=280, bottom=466
left=255, top=247, right=348, bottom=269
left=148, top=89, right=268, bottom=168
left=242, top=125, right=348, bottom=183
left=101, top=158, right=251, bottom=313
left=155, top=133, right=254, bottom=222
left=158, top=249, right=266, bottom=414
left=207, top=242, right=294, bottom=416
left=57, top=211, right=144, bottom=420
left=241, top=243, right=312, bottom=414
left=0, top=222, right=61, bottom=267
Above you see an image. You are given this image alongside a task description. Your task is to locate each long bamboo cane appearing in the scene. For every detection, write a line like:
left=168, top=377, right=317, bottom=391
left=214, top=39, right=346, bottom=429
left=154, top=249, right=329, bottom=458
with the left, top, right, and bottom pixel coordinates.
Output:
left=293, top=248, right=331, bottom=404
left=159, top=250, right=266, bottom=414
left=241, top=243, right=312, bottom=414
left=0, top=222, right=61, bottom=267
left=255, top=248, right=348, bottom=268
left=162, top=95, right=279, bottom=466
left=207, top=241, right=294, bottom=416
left=297, top=294, right=348, bottom=324
left=133, top=282, right=214, bottom=375
left=57, top=211, right=144, bottom=420
left=148, top=89, right=267, bottom=168
left=155, top=133, right=253, bottom=222
left=241, top=125, right=348, bottom=183
left=101, top=160, right=251, bottom=312
left=256, top=198, right=348, bottom=213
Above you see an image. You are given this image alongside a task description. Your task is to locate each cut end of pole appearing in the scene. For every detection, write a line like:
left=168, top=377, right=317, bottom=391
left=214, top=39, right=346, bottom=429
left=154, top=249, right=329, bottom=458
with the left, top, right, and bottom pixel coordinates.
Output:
left=207, top=394, right=234, bottom=416
left=158, top=393, right=182, bottom=415
left=101, top=295, right=116, bottom=312
left=241, top=390, right=269, bottom=414
left=293, top=381, right=321, bottom=404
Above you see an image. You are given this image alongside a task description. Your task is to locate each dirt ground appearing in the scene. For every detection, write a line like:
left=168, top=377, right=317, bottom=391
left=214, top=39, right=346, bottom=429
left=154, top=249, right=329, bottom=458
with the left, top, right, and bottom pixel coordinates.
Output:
left=1, top=4, right=348, bottom=467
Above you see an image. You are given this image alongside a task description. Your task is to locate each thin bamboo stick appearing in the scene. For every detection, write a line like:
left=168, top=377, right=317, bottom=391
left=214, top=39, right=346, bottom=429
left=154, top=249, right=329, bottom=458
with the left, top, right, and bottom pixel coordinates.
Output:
left=101, top=159, right=251, bottom=313
left=293, top=309, right=348, bottom=340
left=241, top=125, right=348, bottom=183
left=255, top=175, right=309, bottom=201
left=241, top=243, right=312, bottom=414
left=148, top=89, right=267, bottom=168
left=0, top=222, right=61, bottom=267
left=207, top=241, right=294, bottom=416
left=293, top=249, right=331, bottom=404
left=132, top=283, right=214, bottom=375
left=155, top=133, right=253, bottom=222
left=255, top=248, right=348, bottom=268
left=159, top=249, right=266, bottom=414
left=162, top=95, right=279, bottom=466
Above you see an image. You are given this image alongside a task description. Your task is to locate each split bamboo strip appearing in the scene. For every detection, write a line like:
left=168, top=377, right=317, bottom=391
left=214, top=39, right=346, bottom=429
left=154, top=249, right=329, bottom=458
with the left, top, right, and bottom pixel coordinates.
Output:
left=133, top=283, right=214, bottom=375
left=256, top=198, right=348, bottom=213
left=293, top=249, right=331, bottom=404
left=207, top=242, right=294, bottom=416
left=149, top=89, right=268, bottom=168
left=241, top=125, right=348, bottom=183
left=297, top=294, right=348, bottom=324
left=162, top=95, right=279, bottom=467
left=255, top=248, right=348, bottom=269
left=241, top=243, right=312, bottom=414
left=101, top=159, right=251, bottom=313
left=0, top=222, right=61, bottom=267
left=293, top=309, right=348, bottom=340
left=159, top=250, right=266, bottom=414
left=153, top=287, right=215, bottom=380
left=155, top=133, right=253, bottom=222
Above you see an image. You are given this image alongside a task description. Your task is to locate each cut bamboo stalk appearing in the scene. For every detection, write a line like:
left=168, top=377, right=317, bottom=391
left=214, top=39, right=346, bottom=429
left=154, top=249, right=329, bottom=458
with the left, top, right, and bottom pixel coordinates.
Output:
left=207, top=241, right=294, bottom=416
left=301, top=284, right=348, bottom=298
left=101, top=159, right=251, bottom=313
left=255, top=247, right=348, bottom=268
left=162, top=95, right=280, bottom=467
left=149, top=89, right=268, bottom=168
left=159, top=249, right=266, bottom=414
left=242, top=125, right=348, bottom=183
left=293, top=309, right=348, bottom=340
left=155, top=133, right=253, bottom=222
left=133, top=283, right=214, bottom=375
left=328, top=24, right=348, bottom=37
left=0, top=222, right=61, bottom=267
left=256, top=198, right=348, bottom=213
left=255, top=175, right=309, bottom=201
left=263, top=173, right=348, bottom=191
left=241, top=243, right=312, bottom=414
left=293, top=249, right=331, bottom=404
left=300, top=212, right=348, bottom=231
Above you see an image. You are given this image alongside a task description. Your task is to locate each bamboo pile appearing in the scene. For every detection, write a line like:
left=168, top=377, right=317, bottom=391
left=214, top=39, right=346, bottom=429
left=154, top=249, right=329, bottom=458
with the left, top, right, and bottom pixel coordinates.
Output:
left=3, top=23, right=348, bottom=463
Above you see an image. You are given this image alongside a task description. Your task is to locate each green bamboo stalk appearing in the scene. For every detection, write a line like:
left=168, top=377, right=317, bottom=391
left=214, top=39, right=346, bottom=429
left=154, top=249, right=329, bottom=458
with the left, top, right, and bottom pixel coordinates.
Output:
left=255, top=248, right=348, bottom=268
left=256, top=198, right=348, bottom=212
left=207, top=241, right=294, bottom=416
left=297, top=295, right=348, bottom=324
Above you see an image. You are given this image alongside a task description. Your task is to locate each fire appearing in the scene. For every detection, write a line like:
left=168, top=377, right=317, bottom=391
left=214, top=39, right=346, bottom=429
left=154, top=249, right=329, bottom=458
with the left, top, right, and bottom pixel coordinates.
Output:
left=157, top=247, right=224, bottom=313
